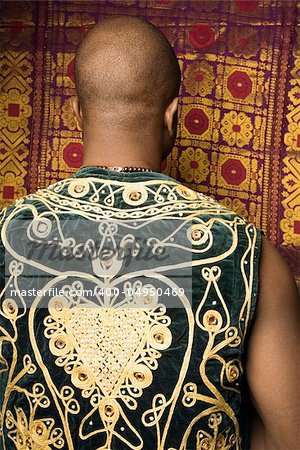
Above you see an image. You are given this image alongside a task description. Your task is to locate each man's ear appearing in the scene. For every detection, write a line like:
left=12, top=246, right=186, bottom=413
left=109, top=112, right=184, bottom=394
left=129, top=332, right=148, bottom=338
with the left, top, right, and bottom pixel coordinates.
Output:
left=164, top=97, right=179, bottom=136
left=71, top=95, right=83, bottom=130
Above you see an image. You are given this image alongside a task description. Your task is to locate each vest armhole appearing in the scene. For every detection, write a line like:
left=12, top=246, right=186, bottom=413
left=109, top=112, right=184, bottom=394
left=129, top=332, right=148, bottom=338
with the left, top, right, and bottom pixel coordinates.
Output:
left=248, top=227, right=263, bottom=327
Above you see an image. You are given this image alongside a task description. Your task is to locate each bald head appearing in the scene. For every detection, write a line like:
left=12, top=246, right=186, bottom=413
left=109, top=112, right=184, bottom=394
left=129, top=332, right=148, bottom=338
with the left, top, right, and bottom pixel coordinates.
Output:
left=74, top=16, right=181, bottom=128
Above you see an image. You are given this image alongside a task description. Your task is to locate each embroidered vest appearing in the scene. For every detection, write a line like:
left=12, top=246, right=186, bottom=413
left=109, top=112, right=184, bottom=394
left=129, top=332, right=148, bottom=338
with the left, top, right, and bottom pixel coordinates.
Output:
left=0, top=167, right=261, bottom=450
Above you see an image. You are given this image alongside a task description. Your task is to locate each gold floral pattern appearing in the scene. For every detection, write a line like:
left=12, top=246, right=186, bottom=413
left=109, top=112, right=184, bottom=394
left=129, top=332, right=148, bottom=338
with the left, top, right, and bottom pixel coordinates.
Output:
left=228, top=27, right=259, bottom=59
left=183, top=61, right=215, bottom=97
left=220, top=111, right=253, bottom=148
left=179, top=147, right=210, bottom=183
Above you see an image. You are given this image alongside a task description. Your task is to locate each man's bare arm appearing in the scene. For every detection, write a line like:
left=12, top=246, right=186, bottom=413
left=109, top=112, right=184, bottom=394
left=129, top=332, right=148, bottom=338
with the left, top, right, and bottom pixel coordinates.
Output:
left=247, top=236, right=300, bottom=449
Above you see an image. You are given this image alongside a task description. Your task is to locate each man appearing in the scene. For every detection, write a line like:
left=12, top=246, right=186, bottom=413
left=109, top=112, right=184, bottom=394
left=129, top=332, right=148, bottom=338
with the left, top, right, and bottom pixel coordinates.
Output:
left=0, top=16, right=299, bottom=450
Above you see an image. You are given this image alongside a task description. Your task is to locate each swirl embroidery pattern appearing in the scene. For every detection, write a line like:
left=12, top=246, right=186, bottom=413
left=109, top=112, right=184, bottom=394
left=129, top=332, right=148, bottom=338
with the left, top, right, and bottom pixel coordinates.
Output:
left=0, top=175, right=260, bottom=450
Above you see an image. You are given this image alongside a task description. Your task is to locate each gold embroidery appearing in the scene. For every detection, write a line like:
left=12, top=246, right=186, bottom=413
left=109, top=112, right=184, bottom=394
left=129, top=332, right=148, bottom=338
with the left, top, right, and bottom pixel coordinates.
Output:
left=42, top=285, right=172, bottom=448
left=6, top=407, right=64, bottom=449
left=196, top=414, right=237, bottom=450
left=0, top=178, right=259, bottom=449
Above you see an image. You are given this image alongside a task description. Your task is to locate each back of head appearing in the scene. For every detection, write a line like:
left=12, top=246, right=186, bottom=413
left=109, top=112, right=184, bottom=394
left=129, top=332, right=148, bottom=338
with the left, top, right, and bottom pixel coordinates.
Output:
left=74, top=16, right=181, bottom=129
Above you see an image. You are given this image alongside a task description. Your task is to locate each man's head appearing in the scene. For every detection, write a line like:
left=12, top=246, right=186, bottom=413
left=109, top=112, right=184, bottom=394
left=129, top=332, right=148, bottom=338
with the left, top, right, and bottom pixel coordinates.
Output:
left=72, top=16, right=181, bottom=160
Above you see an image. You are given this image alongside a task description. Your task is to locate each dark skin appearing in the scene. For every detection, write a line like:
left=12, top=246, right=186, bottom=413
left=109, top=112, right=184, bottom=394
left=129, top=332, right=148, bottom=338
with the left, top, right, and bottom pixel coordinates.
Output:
left=72, top=16, right=181, bottom=170
left=72, top=17, right=300, bottom=449
left=247, top=238, right=299, bottom=449
left=71, top=94, right=179, bottom=172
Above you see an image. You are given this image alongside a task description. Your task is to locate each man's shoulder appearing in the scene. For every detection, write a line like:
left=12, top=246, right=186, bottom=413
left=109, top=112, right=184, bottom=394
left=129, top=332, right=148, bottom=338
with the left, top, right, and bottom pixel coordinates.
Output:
left=174, top=183, right=256, bottom=225
left=0, top=177, right=258, bottom=232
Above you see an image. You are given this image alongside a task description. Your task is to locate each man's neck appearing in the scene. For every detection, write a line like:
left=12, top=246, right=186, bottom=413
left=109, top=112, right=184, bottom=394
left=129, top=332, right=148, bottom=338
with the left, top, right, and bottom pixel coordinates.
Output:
left=81, top=129, right=163, bottom=171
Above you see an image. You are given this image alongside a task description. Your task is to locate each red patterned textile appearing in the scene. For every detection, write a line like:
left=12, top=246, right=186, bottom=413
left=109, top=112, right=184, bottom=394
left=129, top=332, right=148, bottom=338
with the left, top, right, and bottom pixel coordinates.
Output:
left=0, top=0, right=299, bottom=286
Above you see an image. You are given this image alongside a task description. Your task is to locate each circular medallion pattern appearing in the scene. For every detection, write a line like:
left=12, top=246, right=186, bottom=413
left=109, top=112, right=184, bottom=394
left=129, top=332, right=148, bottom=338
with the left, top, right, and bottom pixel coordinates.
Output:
left=189, top=23, right=215, bottom=50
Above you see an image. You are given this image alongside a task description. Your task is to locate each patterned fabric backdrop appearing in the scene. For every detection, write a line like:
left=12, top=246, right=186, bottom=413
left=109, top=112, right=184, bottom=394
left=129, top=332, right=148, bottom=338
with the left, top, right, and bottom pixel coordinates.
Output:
left=0, top=0, right=299, bottom=287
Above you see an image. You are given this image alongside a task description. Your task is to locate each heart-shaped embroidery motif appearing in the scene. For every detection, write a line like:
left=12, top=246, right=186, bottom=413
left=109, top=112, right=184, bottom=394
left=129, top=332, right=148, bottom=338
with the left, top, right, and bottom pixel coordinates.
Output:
left=67, top=307, right=149, bottom=395
left=44, top=292, right=172, bottom=403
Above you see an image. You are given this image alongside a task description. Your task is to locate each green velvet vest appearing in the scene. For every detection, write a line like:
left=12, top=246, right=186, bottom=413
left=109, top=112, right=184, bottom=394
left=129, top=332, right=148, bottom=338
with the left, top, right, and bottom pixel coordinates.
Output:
left=0, top=167, right=261, bottom=450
